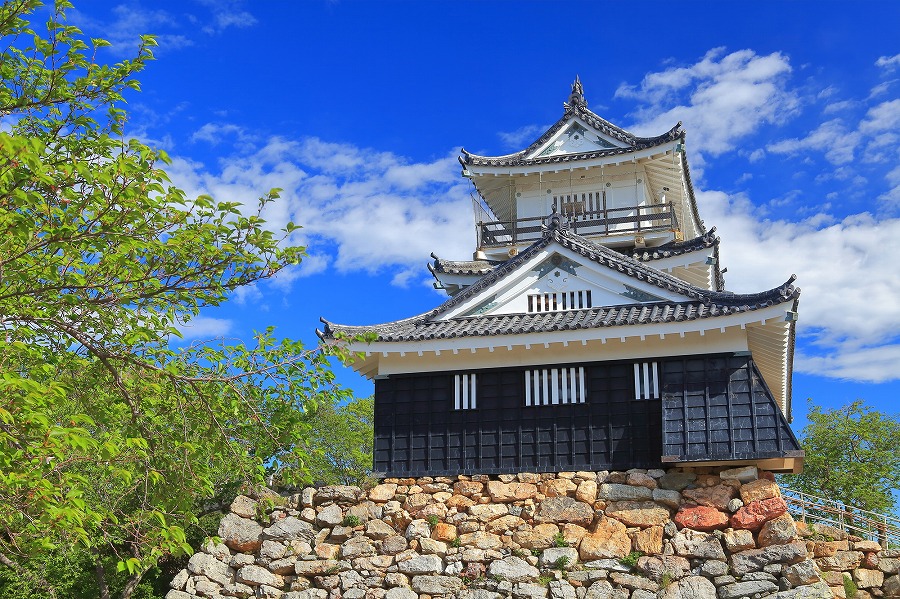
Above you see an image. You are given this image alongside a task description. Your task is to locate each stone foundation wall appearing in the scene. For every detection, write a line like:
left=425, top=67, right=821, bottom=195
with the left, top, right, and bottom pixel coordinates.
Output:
left=166, top=467, right=900, bottom=599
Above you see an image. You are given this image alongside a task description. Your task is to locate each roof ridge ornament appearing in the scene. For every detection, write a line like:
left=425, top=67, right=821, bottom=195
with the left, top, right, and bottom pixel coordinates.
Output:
left=542, top=207, right=571, bottom=235
left=566, top=75, right=587, bottom=110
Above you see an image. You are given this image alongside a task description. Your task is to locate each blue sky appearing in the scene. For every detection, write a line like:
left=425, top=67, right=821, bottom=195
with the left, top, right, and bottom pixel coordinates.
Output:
left=68, top=1, right=900, bottom=433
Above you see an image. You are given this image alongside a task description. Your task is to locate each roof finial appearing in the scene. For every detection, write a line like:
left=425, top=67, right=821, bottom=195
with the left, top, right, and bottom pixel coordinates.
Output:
left=568, top=75, right=587, bottom=108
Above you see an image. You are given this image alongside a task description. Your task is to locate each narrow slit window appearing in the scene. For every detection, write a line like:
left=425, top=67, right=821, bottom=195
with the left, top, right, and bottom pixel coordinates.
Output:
left=454, top=373, right=477, bottom=410
left=633, top=362, right=659, bottom=400
left=524, top=367, right=586, bottom=406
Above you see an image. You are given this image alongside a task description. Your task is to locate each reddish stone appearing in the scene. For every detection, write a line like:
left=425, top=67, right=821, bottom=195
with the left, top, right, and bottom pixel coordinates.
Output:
left=673, top=505, right=729, bottom=531
left=730, top=497, right=788, bottom=531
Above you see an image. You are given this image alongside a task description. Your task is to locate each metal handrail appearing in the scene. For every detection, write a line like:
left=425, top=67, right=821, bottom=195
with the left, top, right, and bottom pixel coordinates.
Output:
left=781, top=486, right=900, bottom=549
left=478, top=203, right=677, bottom=248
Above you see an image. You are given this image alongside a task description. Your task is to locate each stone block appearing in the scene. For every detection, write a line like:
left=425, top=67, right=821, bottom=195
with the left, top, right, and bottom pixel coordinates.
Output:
left=578, top=517, right=630, bottom=560
left=487, top=481, right=538, bottom=502
left=723, top=528, right=756, bottom=552
left=718, top=579, right=778, bottom=599
left=673, top=505, right=728, bottom=531
left=187, top=552, right=233, bottom=586
left=682, top=484, right=736, bottom=510
left=368, top=483, right=397, bottom=502
left=631, top=526, right=663, bottom=554
left=230, top=495, right=259, bottom=519
left=262, top=516, right=315, bottom=543
left=657, top=575, right=717, bottom=599
left=784, top=559, right=821, bottom=586
left=218, top=513, right=264, bottom=553
left=535, top=496, right=594, bottom=526
left=817, top=550, right=863, bottom=571
left=540, top=547, right=579, bottom=569
left=541, top=478, right=577, bottom=498
left=739, top=479, right=781, bottom=503
left=719, top=466, right=759, bottom=483
left=671, top=529, right=726, bottom=560
left=853, top=568, right=884, bottom=588
left=236, top=564, right=283, bottom=588
left=397, top=553, right=442, bottom=575
left=651, top=488, right=682, bottom=509
left=729, top=541, right=807, bottom=576
left=729, top=497, right=788, bottom=531
left=598, top=483, right=653, bottom=501
left=758, top=513, right=798, bottom=547
left=575, top=480, right=598, bottom=504
left=658, top=472, right=697, bottom=491
left=487, top=556, right=540, bottom=582
left=605, top=501, right=670, bottom=528
left=410, top=574, right=465, bottom=594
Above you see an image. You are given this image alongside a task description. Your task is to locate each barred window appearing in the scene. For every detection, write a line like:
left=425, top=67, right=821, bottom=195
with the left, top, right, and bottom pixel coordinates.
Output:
left=524, top=367, right=586, bottom=406
left=633, top=362, right=659, bottom=400
left=527, top=290, right=592, bottom=313
left=454, top=373, right=477, bottom=410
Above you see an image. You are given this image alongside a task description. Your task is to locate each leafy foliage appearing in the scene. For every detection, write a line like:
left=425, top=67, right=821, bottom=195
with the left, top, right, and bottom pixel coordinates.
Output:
left=298, top=396, right=375, bottom=486
left=0, top=1, right=352, bottom=597
left=784, top=400, right=900, bottom=515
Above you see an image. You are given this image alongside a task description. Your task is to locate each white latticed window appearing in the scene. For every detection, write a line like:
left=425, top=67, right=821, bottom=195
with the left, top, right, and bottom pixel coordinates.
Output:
left=454, top=373, right=477, bottom=410
left=524, top=367, right=586, bottom=406
left=527, top=290, right=592, bottom=313
left=633, top=362, right=659, bottom=400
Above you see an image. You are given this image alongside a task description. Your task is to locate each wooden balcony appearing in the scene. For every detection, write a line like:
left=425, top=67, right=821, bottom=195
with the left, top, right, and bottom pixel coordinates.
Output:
left=477, top=203, right=679, bottom=248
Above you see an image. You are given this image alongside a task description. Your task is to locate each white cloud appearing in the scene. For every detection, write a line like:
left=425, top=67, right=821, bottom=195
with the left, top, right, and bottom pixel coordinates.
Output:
left=859, top=99, right=900, bottom=135
left=176, top=315, right=233, bottom=340
left=498, top=124, right=546, bottom=149
left=163, top=137, right=474, bottom=291
left=191, top=122, right=257, bottom=149
left=698, top=189, right=900, bottom=382
left=875, top=54, right=900, bottom=70
left=195, top=0, right=257, bottom=34
left=71, top=4, right=193, bottom=56
left=766, top=119, right=861, bottom=165
left=616, top=48, right=799, bottom=162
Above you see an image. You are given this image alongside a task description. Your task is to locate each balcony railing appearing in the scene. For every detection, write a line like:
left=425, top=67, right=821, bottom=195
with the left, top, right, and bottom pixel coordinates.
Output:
left=477, top=203, right=678, bottom=248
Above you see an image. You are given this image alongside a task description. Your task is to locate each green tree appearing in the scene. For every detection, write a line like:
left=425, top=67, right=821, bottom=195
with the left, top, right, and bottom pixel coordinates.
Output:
left=0, top=1, right=351, bottom=597
left=784, top=400, right=900, bottom=516
left=299, top=397, right=375, bottom=487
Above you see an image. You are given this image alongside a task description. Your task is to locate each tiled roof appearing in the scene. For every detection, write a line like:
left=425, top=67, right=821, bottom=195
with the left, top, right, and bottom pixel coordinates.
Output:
left=428, top=254, right=500, bottom=276
left=321, top=221, right=799, bottom=342
left=461, top=121, right=682, bottom=168
left=631, top=228, right=719, bottom=261
left=322, top=297, right=797, bottom=343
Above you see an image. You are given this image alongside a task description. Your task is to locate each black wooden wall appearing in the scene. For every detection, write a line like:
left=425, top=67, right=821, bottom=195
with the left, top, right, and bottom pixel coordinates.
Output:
left=373, top=352, right=800, bottom=478
left=660, top=354, right=801, bottom=463
left=374, top=360, right=661, bottom=477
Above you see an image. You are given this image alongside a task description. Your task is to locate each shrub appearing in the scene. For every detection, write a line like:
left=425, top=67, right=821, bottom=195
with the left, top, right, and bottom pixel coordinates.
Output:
left=552, top=532, right=569, bottom=548
left=620, top=551, right=643, bottom=568
left=342, top=514, right=361, bottom=527
left=844, top=574, right=858, bottom=599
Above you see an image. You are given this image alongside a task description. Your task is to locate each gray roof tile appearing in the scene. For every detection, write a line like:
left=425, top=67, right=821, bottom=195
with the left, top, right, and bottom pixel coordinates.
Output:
left=321, top=221, right=799, bottom=343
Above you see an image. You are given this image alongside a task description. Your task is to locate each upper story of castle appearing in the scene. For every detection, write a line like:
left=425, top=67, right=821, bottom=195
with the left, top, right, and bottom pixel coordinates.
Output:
left=459, top=77, right=703, bottom=262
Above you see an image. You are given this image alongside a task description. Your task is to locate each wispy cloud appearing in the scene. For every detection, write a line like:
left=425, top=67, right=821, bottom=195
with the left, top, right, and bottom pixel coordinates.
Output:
left=616, top=48, right=799, bottom=163
left=875, top=54, right=900, bottom=71
left=766, top=119, right=861, bottom=165
left=194, top=0, right=256, bottom=34
left=70, top=1, right=256, bottom=56
left=176, top=315, right=233, bottom=340
left=497, top=124, right=546, bottom=150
